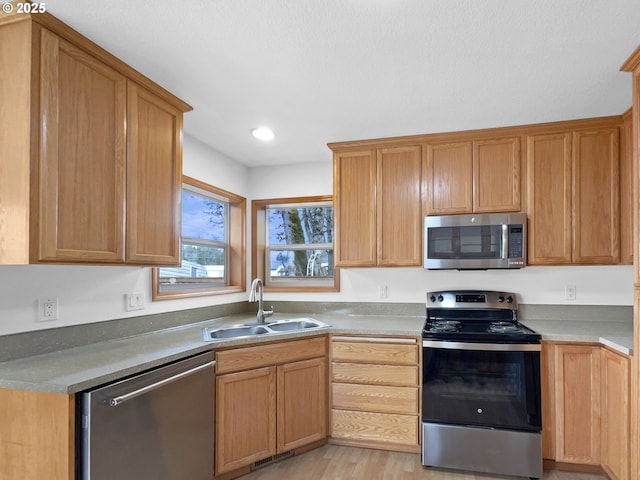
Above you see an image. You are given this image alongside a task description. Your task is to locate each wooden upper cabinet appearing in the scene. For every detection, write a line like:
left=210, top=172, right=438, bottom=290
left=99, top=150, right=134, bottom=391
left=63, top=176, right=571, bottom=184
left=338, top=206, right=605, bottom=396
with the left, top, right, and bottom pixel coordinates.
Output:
left=334, top=150, right=377, bottom=267
left=36, top=29, right=127, bottom=263
left=423, top=137, right=521, bottom=215
left=473, top=137, right=521, bottom=212
left=334, top=146, right=422, bottom=267
left=620, top=111, right=633, bottom=265
left=377, top=146, right=422, bottom=266
left=423, top=142, right=472, bottom=214
left=527, top=126, right=621, bottom=265
left=527, top=133, right=573, bottom=265
left=572, top=129, right=620, bottom=264
left=126, top=83, right=182, bottom=265
left=0, top=14, right=190, bottom=265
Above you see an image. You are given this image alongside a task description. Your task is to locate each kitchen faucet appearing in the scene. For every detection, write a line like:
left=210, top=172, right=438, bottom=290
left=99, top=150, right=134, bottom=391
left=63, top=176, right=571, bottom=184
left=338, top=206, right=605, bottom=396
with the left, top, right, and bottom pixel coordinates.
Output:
left=249, top=278, right=273, bottom=324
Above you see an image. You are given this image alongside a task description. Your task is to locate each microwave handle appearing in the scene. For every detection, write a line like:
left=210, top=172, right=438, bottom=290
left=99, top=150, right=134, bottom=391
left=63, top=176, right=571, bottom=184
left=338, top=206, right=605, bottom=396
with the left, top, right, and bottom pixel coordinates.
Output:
left=501, top=224, right=508, bottom=259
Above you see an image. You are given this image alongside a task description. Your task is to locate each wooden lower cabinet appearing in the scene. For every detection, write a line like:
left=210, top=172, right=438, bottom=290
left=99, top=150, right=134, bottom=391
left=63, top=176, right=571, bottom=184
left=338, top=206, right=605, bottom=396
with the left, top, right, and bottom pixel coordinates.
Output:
left=554, top=343, right=601, bottom=465
left=277, top=357, right=328, bottom=452
left=330, top=336, right=420, bottom=453
left=0, top=389, right=74, bottom=480
left=601, top=348, right=630, bottom=480
left=216, top=367, right=277, bottom=473
left=543, top=341, right=632, bottom=477
left=215, top=337, right=328, bottom=476
left=544, top=342, right=630, bottom=469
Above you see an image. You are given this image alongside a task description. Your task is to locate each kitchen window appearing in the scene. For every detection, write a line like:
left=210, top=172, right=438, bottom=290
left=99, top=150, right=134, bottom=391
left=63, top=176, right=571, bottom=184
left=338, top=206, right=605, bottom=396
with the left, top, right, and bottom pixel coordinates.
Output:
left=152, top=176, right=245, bottom=299
left=252, top=196, right=338, bottom=291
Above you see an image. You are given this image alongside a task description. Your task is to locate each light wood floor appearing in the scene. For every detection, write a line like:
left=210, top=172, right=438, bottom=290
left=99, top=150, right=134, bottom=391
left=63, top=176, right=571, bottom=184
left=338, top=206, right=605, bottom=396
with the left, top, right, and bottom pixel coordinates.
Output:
left=242, top=444, right=607, bottom=480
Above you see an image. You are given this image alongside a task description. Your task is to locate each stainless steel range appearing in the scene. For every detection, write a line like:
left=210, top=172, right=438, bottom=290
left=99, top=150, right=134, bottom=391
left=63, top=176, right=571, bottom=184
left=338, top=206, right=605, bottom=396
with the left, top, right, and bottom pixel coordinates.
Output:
left=421, top=290, right=542, bottom=479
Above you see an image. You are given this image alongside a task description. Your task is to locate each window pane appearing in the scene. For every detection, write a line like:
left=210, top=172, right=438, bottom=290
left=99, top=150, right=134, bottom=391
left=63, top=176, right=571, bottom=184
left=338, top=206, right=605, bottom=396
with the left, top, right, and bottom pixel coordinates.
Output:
left=181, top=243, right=226, bottom=278
left=182, top=190, right=225, bottom=242
left=269, top=249, right=334, bottom=278
left=268, top=207, right=333, bottom=246
left=158, top=245, right=225, bottom=292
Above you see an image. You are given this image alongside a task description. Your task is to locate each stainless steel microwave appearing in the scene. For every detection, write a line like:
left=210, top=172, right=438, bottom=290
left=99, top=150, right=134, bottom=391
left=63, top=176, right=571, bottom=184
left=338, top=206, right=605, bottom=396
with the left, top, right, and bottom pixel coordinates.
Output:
left=424, top=213, right=527, bottom=270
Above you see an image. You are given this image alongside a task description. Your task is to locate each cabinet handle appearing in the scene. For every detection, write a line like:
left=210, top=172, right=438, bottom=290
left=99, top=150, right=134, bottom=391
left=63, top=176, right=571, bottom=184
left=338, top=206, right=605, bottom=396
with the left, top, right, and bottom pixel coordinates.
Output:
left=332, top=336, right=417, bottom=345
left=108, top=361, right=216, bottom=407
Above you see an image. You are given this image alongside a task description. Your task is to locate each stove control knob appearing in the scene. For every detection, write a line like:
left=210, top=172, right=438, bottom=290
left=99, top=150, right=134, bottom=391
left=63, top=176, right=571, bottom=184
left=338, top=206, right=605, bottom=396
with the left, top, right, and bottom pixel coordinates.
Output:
left=506, top=295, right=514, bottom=303
left=497, top=295, right=505, bottom=303
left=437, top=295, right=444, bottom=302
left=430, top=295, right=436, bottom=302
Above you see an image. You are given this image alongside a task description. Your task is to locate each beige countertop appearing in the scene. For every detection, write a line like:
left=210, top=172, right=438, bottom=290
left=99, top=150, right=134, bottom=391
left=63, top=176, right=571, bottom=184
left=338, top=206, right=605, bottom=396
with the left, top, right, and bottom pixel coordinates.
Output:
left=521, top=319, right=633, bottom=355
left=0, top=312, right=632, bottom=394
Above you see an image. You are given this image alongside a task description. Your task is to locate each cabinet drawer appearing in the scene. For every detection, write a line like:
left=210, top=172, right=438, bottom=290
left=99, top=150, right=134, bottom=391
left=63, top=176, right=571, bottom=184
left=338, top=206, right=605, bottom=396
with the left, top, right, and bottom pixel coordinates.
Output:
left=332, top=383, right=418, bottom=415
left=331, top=409, right=418, bottom=445
left=332, top=363, right=418, bottom=387
left=216, top=336, right=327, bottom=374
left=331, top=339, right=418, bottom=365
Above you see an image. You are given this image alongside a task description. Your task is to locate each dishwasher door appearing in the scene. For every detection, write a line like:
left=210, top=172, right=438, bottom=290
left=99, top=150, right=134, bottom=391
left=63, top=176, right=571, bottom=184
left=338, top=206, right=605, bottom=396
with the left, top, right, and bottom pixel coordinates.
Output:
left=79, top=351, right=215, bottom=480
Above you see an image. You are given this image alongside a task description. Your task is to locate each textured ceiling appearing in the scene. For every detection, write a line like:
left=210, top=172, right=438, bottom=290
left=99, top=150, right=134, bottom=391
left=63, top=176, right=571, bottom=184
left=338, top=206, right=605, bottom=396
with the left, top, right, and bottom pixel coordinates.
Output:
left=47, top=0, right=640, bottom=167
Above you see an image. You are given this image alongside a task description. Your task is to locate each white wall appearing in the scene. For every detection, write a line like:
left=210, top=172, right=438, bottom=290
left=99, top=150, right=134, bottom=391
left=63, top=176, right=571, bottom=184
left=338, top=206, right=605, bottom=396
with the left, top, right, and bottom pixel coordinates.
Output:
left=0, top=138, right=633, bottom=336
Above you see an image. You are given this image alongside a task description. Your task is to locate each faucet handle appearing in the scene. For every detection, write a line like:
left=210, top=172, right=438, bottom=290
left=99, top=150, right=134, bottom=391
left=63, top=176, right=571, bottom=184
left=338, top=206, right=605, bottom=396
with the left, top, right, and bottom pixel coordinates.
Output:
left=264, top=306, right=274, bottom=318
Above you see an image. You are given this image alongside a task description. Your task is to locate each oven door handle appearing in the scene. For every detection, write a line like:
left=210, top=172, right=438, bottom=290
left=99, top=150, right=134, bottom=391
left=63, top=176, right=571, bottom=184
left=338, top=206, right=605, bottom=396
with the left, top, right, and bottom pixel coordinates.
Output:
left=422, top=340, right=541, bottom=351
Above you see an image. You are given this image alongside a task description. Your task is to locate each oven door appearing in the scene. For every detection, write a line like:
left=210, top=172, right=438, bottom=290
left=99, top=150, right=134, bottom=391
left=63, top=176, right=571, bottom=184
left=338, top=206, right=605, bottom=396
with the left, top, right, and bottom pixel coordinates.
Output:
left=422, top=341, right=541, bottom=432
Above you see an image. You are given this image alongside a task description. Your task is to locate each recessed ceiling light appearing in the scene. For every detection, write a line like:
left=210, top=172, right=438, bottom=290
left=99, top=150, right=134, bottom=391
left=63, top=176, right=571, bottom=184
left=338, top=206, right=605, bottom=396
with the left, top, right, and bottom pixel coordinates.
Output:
left=251, top=126, right=275, bottom=141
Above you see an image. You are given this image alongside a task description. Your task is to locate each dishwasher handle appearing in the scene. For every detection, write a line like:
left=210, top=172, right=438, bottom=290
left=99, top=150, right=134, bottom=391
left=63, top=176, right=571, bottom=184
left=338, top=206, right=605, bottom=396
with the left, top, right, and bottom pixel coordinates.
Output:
left=108, top=360, right=216, bottom=407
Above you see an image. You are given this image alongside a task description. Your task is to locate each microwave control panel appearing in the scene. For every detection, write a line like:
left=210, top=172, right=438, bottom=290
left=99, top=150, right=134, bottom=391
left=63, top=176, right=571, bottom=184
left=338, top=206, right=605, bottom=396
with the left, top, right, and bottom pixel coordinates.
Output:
left=508, top=225, right=524, bottom=258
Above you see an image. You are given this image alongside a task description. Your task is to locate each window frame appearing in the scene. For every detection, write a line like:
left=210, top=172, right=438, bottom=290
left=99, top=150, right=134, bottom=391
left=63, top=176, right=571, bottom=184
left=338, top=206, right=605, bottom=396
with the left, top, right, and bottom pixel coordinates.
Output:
left=252, top=195, right=339, bottom=292
left=152, top=175, right=246, bottom=300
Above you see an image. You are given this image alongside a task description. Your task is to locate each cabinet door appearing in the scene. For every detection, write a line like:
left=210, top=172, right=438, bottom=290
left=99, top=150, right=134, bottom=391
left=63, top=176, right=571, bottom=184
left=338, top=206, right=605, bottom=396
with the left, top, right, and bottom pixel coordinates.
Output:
left=620, top=113, right=633, bottom=265
left=126, top=82, right=182, bottom=265
left=555, top=344, right=601, bottom=464
left=0, top=389, right=74, bottom=480
left=472, top=137, right=521, bottom=212
left=216, top=367, right=276, bottom=474
left=423, top=142, right=473, bottom=215
left=37, top=28, right=127, bottom=262
left=572, top=129, right=620, bottom=264
left=601, top=349, right=630, bottom=480
left=526, top=133, right=572, bottom=265
left=277, top=357, right=327, bottom=452
left=377, top=146, right=422, bottom=266
left=334, top=150, right=377, bottom=267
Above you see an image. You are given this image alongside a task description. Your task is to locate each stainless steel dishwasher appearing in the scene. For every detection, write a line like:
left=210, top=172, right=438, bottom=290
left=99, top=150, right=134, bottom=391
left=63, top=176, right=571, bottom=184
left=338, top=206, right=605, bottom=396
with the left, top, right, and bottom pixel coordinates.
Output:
left=79, top=350, right=216, bottom=480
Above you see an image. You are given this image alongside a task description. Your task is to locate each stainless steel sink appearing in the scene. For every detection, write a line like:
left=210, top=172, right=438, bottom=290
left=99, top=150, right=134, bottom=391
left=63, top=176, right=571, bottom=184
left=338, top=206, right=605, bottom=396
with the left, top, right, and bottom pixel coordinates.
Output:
left=203, top=325, right=270, bottom=340
left=202, top=317, right=329, bottom=341
left=266, top=318, right=326, bottom=331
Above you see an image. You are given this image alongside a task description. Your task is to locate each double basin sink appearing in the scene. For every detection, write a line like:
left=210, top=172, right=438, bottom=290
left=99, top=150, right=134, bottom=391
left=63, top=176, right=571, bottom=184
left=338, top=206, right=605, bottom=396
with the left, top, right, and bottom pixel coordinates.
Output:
left=202, top=317, right=329, bottom=341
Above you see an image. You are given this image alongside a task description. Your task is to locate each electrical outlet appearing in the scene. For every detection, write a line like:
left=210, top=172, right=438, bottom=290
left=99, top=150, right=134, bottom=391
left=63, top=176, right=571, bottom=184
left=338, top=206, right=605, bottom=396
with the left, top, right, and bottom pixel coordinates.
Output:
left=38, top=298, right=58, bottom=321
left=565, top=285, right=576, bottom=301
left=125, top=293, right=145, bottom=311
left=378, top=285, right=388, bottom=298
